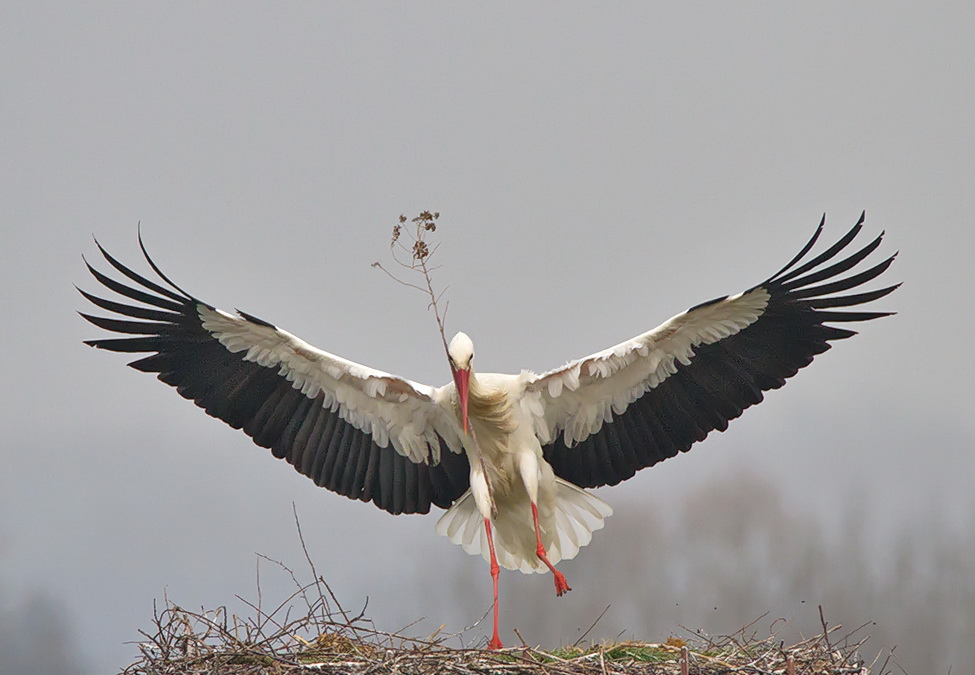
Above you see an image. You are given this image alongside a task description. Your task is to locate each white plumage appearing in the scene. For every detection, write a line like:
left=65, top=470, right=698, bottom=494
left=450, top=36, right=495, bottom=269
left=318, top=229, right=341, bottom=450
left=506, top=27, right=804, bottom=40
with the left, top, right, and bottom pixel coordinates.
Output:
left=437, top=476, right=612, bottom=573
left=80, top=213, right=897, bottom=650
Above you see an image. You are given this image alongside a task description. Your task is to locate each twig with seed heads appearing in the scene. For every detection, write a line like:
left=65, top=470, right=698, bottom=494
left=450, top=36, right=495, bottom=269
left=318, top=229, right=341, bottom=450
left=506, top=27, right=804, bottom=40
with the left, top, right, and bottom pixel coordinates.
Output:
left=373, top=211, right=495, bottom=513
left=372, top=211, right=451, bottom=355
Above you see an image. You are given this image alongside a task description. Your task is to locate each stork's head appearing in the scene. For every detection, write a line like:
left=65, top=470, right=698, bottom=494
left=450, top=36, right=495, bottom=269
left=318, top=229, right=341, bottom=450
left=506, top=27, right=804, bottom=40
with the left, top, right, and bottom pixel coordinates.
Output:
left=447, top=332, right=474, bottom=434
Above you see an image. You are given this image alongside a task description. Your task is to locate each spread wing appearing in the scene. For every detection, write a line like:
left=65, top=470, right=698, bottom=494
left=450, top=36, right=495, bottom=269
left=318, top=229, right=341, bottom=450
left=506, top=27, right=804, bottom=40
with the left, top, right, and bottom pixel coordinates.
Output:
left=524, top=213, right=898, bottom=489
left=79, top=235, right=470, bottom=515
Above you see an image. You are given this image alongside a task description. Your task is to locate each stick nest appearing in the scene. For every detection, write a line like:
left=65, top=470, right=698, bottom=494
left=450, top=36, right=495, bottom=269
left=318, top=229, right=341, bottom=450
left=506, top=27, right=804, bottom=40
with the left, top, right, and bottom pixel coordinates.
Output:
left=122, top=578, right=875, bottom=674
left=122, top=510, right=878, bottom=674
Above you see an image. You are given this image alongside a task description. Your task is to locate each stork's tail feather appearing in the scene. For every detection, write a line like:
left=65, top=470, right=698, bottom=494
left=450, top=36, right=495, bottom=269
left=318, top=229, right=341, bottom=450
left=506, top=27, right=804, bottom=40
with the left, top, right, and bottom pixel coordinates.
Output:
left=435, top=480, right=612, bottom=574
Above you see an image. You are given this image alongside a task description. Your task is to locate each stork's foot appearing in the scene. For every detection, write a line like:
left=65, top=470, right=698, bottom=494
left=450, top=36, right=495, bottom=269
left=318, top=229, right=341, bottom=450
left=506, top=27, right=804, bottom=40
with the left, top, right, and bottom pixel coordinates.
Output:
left=553, top=570, right=572, bottom=596
left=535, top=539, right=572, bottom=596
left=530, top=502, right=572, bottom=597
left=488, top=634, right=504, bottom=650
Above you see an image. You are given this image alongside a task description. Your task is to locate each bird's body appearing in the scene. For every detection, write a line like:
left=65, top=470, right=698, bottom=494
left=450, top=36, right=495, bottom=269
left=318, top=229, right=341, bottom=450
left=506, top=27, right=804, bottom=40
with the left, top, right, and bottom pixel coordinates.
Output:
left=434, top=367, right=612, bottom=575
left=80, top=214, right=897, bottom=650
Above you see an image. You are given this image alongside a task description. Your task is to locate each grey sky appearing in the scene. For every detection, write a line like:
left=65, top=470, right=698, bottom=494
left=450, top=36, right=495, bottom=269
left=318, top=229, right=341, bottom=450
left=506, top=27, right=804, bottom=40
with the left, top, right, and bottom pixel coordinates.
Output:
left=1, top=3, right=973, bottom=672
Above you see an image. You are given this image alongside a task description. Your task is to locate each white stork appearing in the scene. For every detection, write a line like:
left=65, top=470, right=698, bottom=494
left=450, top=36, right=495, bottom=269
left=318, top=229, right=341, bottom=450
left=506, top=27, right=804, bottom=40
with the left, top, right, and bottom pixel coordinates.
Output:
left=79, top=214, right=897, bottom=650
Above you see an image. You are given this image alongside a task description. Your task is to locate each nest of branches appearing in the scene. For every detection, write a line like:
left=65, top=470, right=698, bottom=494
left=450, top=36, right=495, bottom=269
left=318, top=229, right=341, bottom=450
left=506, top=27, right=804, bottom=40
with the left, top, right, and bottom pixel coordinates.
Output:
left=124, top=586, right=878, bottom=675
left=123, top=512, right=881, bottom=675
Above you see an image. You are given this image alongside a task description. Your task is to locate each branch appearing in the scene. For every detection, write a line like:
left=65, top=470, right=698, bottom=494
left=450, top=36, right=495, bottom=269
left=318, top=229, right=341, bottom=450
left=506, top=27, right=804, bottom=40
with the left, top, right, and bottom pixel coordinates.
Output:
left=372, top=211, right=495, bottom=514
left=372, top=211, right=451, bottom=355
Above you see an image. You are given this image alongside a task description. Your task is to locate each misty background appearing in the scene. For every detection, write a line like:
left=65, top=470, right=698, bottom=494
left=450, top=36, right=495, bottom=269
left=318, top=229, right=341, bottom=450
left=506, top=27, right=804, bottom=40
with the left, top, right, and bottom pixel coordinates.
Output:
left=1, top=3, right=972, bottom=674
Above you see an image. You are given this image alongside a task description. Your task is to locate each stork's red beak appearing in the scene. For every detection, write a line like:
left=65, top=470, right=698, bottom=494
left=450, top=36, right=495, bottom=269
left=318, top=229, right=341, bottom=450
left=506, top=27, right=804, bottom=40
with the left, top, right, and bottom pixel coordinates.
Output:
left=452, top=367, right=471, bottom=434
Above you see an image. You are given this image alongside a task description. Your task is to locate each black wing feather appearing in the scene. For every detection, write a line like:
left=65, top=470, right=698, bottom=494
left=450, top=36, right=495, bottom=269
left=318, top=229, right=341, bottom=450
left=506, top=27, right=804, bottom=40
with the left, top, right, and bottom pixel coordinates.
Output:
left=80, top=239, right=469, bottom=515
left=543, top=215, right=897, bottom=488
left=770, top=215, right=863, bottom=286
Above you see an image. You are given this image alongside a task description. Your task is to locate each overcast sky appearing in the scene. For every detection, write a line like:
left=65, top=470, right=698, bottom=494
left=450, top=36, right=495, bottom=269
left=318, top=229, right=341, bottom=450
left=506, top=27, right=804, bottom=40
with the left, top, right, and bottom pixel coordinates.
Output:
left=1, top=3, right=973, bottom=673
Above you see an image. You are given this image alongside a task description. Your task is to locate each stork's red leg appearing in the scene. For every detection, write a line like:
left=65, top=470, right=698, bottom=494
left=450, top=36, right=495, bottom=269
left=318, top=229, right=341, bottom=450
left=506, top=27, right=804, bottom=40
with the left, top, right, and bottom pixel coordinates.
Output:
left=483, top=517, right=504, bottom=650
left=531, top=502, right=571, bottom=596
